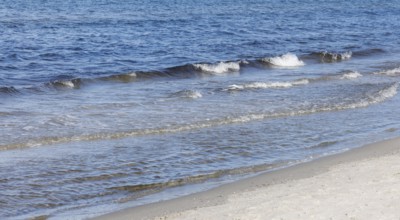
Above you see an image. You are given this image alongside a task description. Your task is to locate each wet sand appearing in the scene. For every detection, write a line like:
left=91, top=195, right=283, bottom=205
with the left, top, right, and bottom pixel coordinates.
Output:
left=94, top=137, right=400, bottom=220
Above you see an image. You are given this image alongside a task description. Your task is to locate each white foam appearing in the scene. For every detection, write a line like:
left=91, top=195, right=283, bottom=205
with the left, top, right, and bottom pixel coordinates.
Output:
left=227, top=82, right=291, bottom=90
left=340, top=71, right=362, bottom=80
left=341, top=51, right=352, bottom=60
left=58, top=80, right=75, bottom=88
left=239, top=60, right=250, bottom=65
left=263, top=53, right=305, bottom=67
left=127, top=72, right=137, bottom=77
left=193, top=62, right=240, bottom=74
left=375, top=67, right=400, bottom=76
left=226, top=79, right=309, bottom=91
left=4, top=84, right=396, bottom=151
left=210, top=83, right=397, bottom=124
left=183, top=90, right=202, bottom=99
left=369, top=83, right=398, bottom=104
left=292, top=79, right=310, bottom=85
left=339, top=83, right=398, bottom=109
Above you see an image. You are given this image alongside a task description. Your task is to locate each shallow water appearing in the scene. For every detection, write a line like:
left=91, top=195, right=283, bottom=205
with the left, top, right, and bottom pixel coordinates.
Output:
left=2, top=0, right=400, bottom=219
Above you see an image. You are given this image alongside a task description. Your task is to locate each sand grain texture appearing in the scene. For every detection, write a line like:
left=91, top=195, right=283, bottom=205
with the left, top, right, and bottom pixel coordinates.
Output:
left=162, top=153, right=400, bottom=220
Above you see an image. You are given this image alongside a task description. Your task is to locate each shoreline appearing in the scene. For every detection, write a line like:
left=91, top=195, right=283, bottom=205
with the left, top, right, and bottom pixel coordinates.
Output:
left=94, top=137, right=400, bottom=219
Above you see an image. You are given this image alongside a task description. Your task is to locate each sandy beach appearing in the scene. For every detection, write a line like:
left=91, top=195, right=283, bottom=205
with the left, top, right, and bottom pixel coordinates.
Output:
left=95, top=137, right=400, bottom=220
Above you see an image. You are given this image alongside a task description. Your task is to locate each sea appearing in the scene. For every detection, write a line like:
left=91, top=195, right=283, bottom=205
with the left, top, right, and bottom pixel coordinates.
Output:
left=2, top=0, right=400, bottom=219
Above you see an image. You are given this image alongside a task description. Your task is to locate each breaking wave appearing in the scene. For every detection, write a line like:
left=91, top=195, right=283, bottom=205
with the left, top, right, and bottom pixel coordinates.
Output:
left=345, top=83, right=398, bottom=108
left=315, top=51, right=352, bottom=62
left=38, top=61, right=243, bottom=91
left=261, top=53, right=305, bottom=67
left=374, top=67, right=400, bottom=76
left=2, top=83, right=396, bottom=151
left=48, top=79, right=83, bottom=89
left=340, top=71, right=362, bottom=80
left=3, top=48, right=384, bottom=94
left=192, top=61, right=241, bottom=74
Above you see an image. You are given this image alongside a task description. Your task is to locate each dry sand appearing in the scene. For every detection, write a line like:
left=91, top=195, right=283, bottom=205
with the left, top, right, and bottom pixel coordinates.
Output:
left=95, top=138, right=400, bottom=220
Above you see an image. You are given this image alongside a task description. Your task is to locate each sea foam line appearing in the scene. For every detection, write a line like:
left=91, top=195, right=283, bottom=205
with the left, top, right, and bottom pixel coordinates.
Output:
left=374, top=67, right=400, bottom=76
left=225, top=71, right=362, bottom=92
left=2, top=83, right=397, bottom=151
left=225, top=79, right=309, bottom=91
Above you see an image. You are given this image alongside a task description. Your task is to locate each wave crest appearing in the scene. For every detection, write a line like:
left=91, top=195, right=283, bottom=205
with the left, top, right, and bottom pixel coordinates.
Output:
left=318, top=51, right=352, bottom=62
left=49, top=79, right=82, bottom=89
left=99, top=72, right=137, bottom=82
left=340, top=71, right=362, bottom=80
left=262, top=53, right=305, bottom=67
left=374, top=67, right=400, bottom=76
left=193, top=61, right=240, bottom=74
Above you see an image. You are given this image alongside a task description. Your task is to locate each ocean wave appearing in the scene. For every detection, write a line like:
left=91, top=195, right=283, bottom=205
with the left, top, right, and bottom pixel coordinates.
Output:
left=4, top=52, right=368, bottom=94
left=225, top=79, right=309, bottom=91
left=261, top=53, right=305, bottom=67
left=99, top=72, right=137, bottom=82
left=342, top=83, right=398, bottom=109
left=301, top=71, right=362, bottom=83
left=225, top=71, right=361, bottom=92
left=374, top=67, right=400, bottom=76
left=48, top=79, right=82, bottom=89
left=315, top=51, right=352, bottom=62
left=339, top=71, right=362, bottom=80
left=2, top=83, right=396, bottom=151
left=192, top=61, right=241, bottom=74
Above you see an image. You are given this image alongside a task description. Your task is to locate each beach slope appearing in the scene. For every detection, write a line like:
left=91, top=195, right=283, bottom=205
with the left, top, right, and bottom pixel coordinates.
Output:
left=95, top=138, right=400, bottom=220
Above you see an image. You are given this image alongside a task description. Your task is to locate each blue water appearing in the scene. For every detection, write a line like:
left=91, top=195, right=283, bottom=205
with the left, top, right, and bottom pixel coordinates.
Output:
left=2, top=0, right=400, bottom=219
left=2, top=0, right=400, bottom=88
